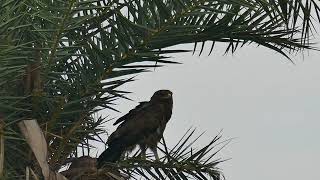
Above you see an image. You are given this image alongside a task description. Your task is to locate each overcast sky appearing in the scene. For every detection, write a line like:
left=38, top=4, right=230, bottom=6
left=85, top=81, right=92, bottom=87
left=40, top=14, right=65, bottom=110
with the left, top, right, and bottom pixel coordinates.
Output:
left=99, top=42, right=320, bottom=180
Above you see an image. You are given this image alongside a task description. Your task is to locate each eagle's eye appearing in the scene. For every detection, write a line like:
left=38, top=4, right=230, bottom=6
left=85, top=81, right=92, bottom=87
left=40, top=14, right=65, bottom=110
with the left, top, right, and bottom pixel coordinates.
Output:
left=161, top=92, right=172, bottom=98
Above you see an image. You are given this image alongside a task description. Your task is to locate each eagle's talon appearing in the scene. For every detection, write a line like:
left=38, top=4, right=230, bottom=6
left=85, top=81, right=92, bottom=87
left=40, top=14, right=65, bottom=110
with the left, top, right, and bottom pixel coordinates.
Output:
left=139, top=153, right=146, bottom=160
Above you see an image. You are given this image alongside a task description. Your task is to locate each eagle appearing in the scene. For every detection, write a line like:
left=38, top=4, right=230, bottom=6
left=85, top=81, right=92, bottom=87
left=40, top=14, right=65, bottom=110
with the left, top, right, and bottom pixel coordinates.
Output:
left=97, top=90, right=173, bottom=167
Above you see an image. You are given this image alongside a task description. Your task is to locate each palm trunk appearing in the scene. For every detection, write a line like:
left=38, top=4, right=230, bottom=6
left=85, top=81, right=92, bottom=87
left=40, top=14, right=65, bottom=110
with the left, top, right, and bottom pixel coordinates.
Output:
left=0, top=114, right=4, bottom=177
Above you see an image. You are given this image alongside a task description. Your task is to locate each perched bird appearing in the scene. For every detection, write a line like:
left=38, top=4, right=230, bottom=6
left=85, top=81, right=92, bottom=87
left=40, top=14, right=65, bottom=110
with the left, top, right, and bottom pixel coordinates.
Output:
left=98, top=90, right=173, bottom=167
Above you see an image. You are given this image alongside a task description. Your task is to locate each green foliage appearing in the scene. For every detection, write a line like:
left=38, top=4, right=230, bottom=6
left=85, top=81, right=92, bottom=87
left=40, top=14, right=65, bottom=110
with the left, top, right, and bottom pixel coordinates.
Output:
left=112, top=129, right=227, bottom=180
left=0, top=0, right=319, bottom=179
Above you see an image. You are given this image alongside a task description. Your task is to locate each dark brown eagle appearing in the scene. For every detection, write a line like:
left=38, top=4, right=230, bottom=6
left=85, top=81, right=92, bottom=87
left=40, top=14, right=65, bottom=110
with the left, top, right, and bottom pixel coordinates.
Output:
left=97, top=90, right=173, bottom=167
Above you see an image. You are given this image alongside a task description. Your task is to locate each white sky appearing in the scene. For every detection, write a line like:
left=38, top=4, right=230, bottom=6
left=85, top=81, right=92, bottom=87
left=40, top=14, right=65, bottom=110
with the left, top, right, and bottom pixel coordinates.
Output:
left=99, top=43, right=320, bottom=180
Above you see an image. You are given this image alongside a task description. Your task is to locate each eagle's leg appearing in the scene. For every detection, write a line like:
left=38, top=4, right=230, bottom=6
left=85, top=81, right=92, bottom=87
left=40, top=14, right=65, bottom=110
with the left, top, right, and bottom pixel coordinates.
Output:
left=150, top=146, right=159, bottom=160
left=139, top=144, right=147, bottom=160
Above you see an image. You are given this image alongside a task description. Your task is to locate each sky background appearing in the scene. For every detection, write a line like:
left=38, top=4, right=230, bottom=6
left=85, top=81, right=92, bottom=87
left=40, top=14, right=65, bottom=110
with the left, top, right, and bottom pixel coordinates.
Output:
left=99, top=42, right=320, bottom=180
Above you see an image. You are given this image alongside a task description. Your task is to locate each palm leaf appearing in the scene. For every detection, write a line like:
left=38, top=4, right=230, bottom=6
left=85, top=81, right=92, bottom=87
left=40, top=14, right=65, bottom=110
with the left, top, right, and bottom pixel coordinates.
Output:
left=102, top=129, right=227, bottom=180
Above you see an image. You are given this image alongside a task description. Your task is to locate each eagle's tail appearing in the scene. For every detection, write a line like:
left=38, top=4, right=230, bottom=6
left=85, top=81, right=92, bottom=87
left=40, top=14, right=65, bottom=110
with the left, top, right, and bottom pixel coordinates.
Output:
left=97, top=143, right=124, bottom=167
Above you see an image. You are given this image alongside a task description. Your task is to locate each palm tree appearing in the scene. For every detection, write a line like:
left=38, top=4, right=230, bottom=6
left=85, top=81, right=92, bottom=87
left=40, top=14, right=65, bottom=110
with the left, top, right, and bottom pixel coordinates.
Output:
left=0, top=0, right=319, bottom=179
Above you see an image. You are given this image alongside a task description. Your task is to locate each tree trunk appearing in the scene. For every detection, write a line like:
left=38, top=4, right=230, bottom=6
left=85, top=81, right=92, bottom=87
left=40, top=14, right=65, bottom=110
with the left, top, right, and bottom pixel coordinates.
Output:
left=0, top=113, right=4, bottom=177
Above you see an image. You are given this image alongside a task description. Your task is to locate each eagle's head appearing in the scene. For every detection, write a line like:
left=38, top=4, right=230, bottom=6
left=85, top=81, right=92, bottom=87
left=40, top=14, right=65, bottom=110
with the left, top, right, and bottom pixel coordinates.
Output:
left=151, top=90, right=172, bottom=101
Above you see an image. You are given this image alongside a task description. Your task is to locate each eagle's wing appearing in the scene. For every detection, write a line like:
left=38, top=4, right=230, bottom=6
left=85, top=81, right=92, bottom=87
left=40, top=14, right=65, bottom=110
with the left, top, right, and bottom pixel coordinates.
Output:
left=98, top=94, right=172, bottom=165
left=113, top=101, right=149, bottom=126
left=107, top=102, right=166, bottom=146
left=98, top=103, right=165, bottom=165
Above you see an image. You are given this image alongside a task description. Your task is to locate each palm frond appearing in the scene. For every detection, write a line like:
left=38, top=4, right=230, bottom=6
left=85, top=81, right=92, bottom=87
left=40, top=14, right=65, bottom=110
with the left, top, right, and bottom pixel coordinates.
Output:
left=101, top=129, right=228, bottom=180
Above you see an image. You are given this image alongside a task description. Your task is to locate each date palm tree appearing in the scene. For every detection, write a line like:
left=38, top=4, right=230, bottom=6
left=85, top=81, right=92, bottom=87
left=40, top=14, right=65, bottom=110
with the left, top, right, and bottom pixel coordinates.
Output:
left=0, top=0, right=319, bottom=179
